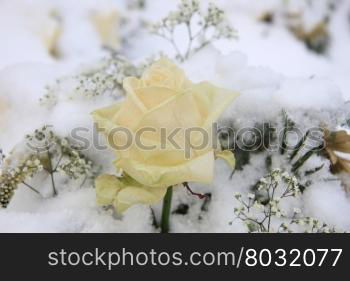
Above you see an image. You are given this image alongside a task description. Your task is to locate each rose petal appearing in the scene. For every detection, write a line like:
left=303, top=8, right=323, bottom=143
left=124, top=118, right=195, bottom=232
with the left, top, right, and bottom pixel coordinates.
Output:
left=134, top=86, right=179, bottom=109
left=115, top=185, right=167, bottom=213
left=92, top=103, right=123, bottom=131
left=215, top=150, right=236, bottom=169
left=141, top=57, right=189, bottom=90
left=116, top=151, right=215, bottom=188
left=113, top=96, right=146, bottom=130
left=190, top=82, right=239, bottom=128
left=95, top=174, right=123, bottom=206
left=135, top=91, right=203, bottom=146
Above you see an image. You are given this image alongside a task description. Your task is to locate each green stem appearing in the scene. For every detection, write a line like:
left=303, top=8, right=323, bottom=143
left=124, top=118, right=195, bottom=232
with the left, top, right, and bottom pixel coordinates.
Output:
left=289, top=131, right=310, bottom=161
left=291, top=144, right=323, bottom=173
left=280, top=111, right=289, bottom=155
left=161, top=186, right=173, bottom=233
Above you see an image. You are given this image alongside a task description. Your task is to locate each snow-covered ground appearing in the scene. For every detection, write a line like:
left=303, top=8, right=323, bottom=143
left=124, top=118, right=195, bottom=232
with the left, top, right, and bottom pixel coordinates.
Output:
left=0, top=0, right=350, bottom=232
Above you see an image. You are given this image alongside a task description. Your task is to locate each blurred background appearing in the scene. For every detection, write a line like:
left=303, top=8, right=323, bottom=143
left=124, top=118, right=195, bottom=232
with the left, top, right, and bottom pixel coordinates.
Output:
left=0, top=0, right=349, bottom=97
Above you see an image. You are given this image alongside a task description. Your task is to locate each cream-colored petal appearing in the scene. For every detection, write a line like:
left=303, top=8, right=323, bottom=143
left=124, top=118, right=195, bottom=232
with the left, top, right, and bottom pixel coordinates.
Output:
left=92, top=103, right=134, bottom=149
left=135, top=91, right=203, bottom=147
left=102, top=80, right=148, bottom=130
left=95, top=173, right=167, bottom=213
left=124, top=73, right=187, bottom=116
left=123, top=77, right=147, bottom=112
left=113, top=96, right=146, bottom=130
left=116, top=151, right=215, bottom=188
left=141, top=57, right=190, bottom=90
left=92, top=103, right=122, bottom=131
left=215, top=150, right=236, bottom=169
left=95, top=174, right=123, bottom=205
left=114, top=186, right=167, bottom=213
left=190, top=82, right=239, bottom=128
left=134, top=86, right=179, bottom=109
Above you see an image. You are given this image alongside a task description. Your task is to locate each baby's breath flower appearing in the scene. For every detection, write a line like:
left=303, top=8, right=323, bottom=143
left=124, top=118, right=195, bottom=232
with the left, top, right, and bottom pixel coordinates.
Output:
left=259, top=178, right=268, bottom=185
left=233, top=169, right=337, bottom=233
left=247, top=193, right=255, bottom=200
left=253, top=201, right=264, bottom=210
left=40, top=54, right=143, bottom=106
left=151, top=0, right=237, bottom=61
left=234, top=192, right=242, bottom=199
left=1, top=126, right=98, bottom=208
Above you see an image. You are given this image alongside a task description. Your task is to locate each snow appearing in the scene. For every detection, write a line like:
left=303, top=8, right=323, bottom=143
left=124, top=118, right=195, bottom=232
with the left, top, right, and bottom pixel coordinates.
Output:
left=1, top=0, right=350, bottom=232
left=303, top=181, right=350, bottom=229
left=0, top=63, right=60, bottom=152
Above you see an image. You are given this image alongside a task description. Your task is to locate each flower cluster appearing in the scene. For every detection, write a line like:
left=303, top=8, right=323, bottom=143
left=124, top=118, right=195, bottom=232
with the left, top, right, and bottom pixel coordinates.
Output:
left=233, top=169, right=336, bottom=233
left=25, top=126, right=97, bottom=181
left=40, top=53, right=143, bottom=107
left=151, top=0, right=237, bottom=61
left=0, top=126, right=97, bottom=208
left=73, top=54, right=142, bottom=98
left=57, top=146, right=94, bottom=181
left=0, top=156, right=43, bottom=208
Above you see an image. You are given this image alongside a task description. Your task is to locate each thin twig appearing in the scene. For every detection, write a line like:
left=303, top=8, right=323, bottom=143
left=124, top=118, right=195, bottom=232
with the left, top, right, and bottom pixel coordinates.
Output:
left=22, top=182, right=41, bottom=195
left=53, top=153, right=64, bottom=172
